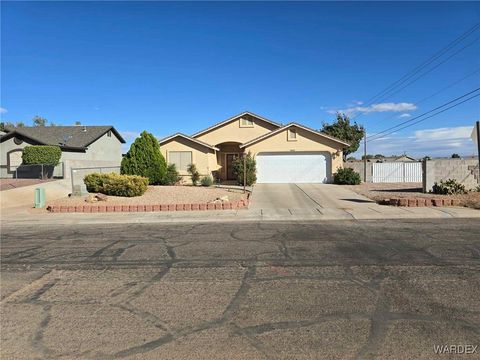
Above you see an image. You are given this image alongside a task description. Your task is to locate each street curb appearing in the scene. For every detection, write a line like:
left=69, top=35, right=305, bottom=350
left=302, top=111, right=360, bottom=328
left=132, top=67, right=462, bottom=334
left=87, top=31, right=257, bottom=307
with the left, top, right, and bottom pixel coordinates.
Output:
left=47, top=198, right=250, bottom=213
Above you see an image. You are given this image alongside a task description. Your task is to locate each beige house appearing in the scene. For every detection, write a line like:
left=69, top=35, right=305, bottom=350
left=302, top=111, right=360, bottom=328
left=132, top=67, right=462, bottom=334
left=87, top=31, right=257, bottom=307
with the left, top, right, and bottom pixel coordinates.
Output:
left=159, top=111, right=349, bottom=183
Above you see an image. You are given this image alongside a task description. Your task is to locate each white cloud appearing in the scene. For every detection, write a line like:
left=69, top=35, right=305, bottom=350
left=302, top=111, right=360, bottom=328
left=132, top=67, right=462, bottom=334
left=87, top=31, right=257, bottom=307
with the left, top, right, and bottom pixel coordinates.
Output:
left=352, top=125, right=476, bottom=158
left=399, top=113, right=411, bottom=118
left=329, top=102, right=417, bottom=116
left=0, top=107, right=7, bottom=114
left=413, top=126, right=472, bottom=141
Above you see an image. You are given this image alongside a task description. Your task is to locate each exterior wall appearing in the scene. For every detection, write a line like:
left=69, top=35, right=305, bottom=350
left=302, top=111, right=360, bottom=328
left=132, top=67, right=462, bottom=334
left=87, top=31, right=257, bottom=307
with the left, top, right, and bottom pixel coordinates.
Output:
left=160, top=137, right=217, bottom=177
left=423, top=159, right=479, bottom=192
left=194, top=117, right=279, bottom=146
left=0, top=136, right=33, bottom=177
left=344, top=162, right=373, bottom=182
left=59, top=133, right=123, bottom=179
left=243, top=127, right=344, bottom=181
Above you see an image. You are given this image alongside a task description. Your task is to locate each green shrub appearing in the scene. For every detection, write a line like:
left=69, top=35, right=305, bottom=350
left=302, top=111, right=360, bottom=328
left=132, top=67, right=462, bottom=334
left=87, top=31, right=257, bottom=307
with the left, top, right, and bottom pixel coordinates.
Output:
left=232, top=152, right=256, bottom=186
left=200, top=175, right=213, bottom=187
left=333, top=167, right=361, bottom=185
left=432, top=179, right=466, bottom=195
left=22, top=145, right=61, bottom=166
left=84, top=173, right=105, bottom=193
left=162, top=164, right=181, bottom=185
left=121, top=131, right=167, bottom=185
left=187, top=163, right=200, bottom=185
left=474, top=185, right=480, bottom=192
left=84, top=172, right=148, bottom=197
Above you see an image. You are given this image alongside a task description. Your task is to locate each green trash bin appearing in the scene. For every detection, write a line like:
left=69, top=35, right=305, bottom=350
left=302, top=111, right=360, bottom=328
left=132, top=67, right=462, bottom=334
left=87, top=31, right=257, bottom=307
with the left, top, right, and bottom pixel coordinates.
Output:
left=34, top=188, right=46, bottom=208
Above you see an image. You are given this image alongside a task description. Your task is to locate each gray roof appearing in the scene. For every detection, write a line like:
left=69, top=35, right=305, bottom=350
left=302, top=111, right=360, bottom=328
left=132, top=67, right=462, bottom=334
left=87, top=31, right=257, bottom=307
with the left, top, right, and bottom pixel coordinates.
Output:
left=1, top=126, right=125, bottom=149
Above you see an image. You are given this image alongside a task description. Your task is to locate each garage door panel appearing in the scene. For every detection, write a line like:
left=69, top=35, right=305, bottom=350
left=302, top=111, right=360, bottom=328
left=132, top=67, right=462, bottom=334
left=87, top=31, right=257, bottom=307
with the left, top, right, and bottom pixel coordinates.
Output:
left=256, top=153, right=329, bottom=183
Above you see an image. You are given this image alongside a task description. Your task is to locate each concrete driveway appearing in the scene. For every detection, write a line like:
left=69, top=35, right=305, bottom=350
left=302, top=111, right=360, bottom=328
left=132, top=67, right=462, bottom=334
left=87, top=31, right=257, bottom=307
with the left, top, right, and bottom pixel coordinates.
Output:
left=249, top=183, right=407, bottom=219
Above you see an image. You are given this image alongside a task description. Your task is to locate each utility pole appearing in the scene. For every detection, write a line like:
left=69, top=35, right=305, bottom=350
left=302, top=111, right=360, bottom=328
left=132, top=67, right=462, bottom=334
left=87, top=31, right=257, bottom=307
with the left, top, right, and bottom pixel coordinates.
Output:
left=363, top=130, right=367, bottom=182
left=476, top=121, right=480, bottom=184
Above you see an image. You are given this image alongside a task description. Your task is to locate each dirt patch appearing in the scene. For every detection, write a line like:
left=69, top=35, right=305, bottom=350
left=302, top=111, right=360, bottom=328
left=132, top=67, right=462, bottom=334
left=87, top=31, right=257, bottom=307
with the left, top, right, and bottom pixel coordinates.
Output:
left=346, top=182, right=480, bottom=210
left=49, top=185, right=248, bottom=206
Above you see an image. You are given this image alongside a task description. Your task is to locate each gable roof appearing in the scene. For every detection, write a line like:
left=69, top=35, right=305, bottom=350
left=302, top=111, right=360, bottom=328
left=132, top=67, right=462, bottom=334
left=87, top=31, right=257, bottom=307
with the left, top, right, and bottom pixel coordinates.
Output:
left=0, top=126, right=125, bottom=149
left=192, top=111, right=281, bottom=138
left=240, top=122, right=350, bottom=148
left=158, top=133, right=220, bottom=151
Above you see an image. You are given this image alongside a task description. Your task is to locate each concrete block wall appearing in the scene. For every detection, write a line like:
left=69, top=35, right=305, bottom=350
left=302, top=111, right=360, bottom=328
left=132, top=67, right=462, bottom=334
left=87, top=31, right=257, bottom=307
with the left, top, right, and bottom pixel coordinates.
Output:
left=344, top=162, right=373, bottom=182
left=423, top=159, right=479, bottom=192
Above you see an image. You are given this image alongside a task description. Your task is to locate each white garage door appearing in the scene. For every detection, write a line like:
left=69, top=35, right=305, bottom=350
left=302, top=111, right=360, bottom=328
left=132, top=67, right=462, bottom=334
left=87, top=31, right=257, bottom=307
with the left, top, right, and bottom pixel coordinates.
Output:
left=256, top=153, right=328, bottom=183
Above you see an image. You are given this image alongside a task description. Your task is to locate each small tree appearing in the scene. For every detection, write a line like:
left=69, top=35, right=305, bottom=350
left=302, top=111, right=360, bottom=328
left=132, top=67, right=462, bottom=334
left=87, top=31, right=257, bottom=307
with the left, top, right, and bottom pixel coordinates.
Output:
left=187, top=164, right=200, bottom=185
left=321, top=113, right=365, bottom=161
left=451, top=153, right=460, bottom=159
left=33, top=116, right=47, bottom=127
left=121, top=131, right=167, bottom=185
left=233, top=152, right=256, bottom=186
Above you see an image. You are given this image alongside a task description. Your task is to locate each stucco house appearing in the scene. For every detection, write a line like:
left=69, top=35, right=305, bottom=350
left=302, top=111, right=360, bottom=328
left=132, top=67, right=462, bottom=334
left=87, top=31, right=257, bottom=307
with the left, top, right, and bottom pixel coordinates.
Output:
left=159, top=111, right=349, bottom=183
left=0, top=125, right=125, bottom=178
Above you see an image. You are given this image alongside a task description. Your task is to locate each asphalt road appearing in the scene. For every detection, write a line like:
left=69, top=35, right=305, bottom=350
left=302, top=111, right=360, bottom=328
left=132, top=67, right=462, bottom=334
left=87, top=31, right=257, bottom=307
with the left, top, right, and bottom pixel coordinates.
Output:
left=1, top=219, right=479, bottom=359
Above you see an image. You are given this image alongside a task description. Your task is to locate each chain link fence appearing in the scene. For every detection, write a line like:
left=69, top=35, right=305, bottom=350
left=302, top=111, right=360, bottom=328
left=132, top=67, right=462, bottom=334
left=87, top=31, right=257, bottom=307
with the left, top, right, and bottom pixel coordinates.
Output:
left=70, top=166, right=121, bottom=196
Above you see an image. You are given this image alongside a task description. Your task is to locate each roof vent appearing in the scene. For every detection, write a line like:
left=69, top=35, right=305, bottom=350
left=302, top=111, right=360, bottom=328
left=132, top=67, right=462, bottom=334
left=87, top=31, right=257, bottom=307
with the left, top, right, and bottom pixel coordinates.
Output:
left=82, top=126, right=87, bottom=132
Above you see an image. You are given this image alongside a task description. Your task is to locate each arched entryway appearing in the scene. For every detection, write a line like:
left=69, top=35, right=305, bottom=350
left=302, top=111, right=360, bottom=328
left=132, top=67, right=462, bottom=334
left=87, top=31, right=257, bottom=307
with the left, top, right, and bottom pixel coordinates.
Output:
left=215, top=142, right=244, bottom=182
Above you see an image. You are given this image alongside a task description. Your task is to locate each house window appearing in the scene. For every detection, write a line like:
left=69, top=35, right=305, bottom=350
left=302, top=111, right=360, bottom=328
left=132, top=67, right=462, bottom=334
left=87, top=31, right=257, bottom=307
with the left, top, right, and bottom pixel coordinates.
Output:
left=107, top=130, right=112, bottom=137
left=168, top=151, right=192, bottom=172
left=288, top=128, right=297, bottom=141
left=240, top=117, right=254, bottom=127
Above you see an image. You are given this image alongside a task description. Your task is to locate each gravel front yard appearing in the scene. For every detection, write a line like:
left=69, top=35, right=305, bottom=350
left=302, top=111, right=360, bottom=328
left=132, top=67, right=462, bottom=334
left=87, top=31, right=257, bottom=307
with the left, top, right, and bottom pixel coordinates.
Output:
left=49, top=186, right=248, bottom=206
left=346, top=182, right=480, bottom=209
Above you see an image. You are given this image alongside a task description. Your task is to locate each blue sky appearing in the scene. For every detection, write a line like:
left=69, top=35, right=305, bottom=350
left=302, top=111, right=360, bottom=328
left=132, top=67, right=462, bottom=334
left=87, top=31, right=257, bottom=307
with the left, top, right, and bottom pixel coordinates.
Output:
left=1, top=1, right=479, bottom=157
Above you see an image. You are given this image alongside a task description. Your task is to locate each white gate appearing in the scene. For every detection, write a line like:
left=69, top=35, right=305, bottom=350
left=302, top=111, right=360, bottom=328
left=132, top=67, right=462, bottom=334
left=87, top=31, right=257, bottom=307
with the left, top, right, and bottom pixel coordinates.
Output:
left=372, top=162, right=422, bottom=183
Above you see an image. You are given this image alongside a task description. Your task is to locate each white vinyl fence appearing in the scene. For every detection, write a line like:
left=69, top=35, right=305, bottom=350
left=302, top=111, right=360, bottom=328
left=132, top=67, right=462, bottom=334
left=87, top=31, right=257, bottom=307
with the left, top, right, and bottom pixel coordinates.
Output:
left=372, top=162, right=422, bottom=183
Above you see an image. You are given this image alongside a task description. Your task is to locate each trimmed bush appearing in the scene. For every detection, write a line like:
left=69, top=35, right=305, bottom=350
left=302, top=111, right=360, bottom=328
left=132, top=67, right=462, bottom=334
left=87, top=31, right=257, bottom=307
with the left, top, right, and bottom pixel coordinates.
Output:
left=200, top=175, right=213, bottom=187
left=432, top=179, right=466, bottom=195
left=22, top=145, right=61, bottom=166
left=187, top=163, right=200, bottom=185
left=121, top=131, right=167, bottom=185
left=83, top=173, right=104, bottom=193
left=84, top=173, right=148, bottom=197
left=333, top=167, right=361, bottom=185
left=232, top=152, right=256, bottom=186
left=162, top=164, right=181, bottom=185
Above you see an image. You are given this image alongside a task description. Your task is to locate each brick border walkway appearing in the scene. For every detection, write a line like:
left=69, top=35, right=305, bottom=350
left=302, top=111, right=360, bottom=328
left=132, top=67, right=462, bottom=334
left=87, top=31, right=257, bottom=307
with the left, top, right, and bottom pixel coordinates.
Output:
left=388, top=197, right=461, bottom=207
left=47, top=198, right=249, bottom=213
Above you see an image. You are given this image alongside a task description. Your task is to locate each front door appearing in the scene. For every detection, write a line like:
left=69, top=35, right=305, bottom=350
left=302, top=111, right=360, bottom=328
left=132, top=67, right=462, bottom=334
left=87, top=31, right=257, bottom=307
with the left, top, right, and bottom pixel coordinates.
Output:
left=226, top=154, right=237, bottom=180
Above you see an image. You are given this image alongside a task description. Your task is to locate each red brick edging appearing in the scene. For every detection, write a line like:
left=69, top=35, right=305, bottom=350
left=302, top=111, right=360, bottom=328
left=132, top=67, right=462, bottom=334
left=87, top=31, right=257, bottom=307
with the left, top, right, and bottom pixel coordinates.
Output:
left=47, top=199, right=249, bottom=213
left=387, top=197, right=461, bottom=207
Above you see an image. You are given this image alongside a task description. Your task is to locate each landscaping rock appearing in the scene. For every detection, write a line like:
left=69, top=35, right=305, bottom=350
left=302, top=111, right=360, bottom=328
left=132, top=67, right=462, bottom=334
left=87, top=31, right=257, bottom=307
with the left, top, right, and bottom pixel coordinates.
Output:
left=85, top=194, right=98, bottom=203
left=95, top=193, right=108, bottom=201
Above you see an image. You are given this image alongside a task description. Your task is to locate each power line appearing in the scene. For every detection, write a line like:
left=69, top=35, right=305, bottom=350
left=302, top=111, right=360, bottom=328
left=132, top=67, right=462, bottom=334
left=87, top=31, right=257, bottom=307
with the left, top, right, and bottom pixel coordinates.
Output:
left=367, top=89, right=480, bottom=142
left=366, top=67, right=480, bottom=128
left=350, top=23, right=480, bottom=121
left=360, top=37, right=479, bottom=109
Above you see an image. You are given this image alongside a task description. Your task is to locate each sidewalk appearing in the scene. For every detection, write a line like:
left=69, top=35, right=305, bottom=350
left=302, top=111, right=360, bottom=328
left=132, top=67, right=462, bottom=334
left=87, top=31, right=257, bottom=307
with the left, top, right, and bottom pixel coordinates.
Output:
left=2, top=202, right=479, bottom=226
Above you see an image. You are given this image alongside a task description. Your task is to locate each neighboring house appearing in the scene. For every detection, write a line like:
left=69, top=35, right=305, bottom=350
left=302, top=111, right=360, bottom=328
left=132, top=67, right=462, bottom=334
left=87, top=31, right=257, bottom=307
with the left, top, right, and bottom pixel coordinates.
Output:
left=346, top=155, right=417, bottom=163
left=159, top=111, right=349, bottom=184
left=0, top=126, right=125, bottom=178
left=378, top=155, right=417, bottom=162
